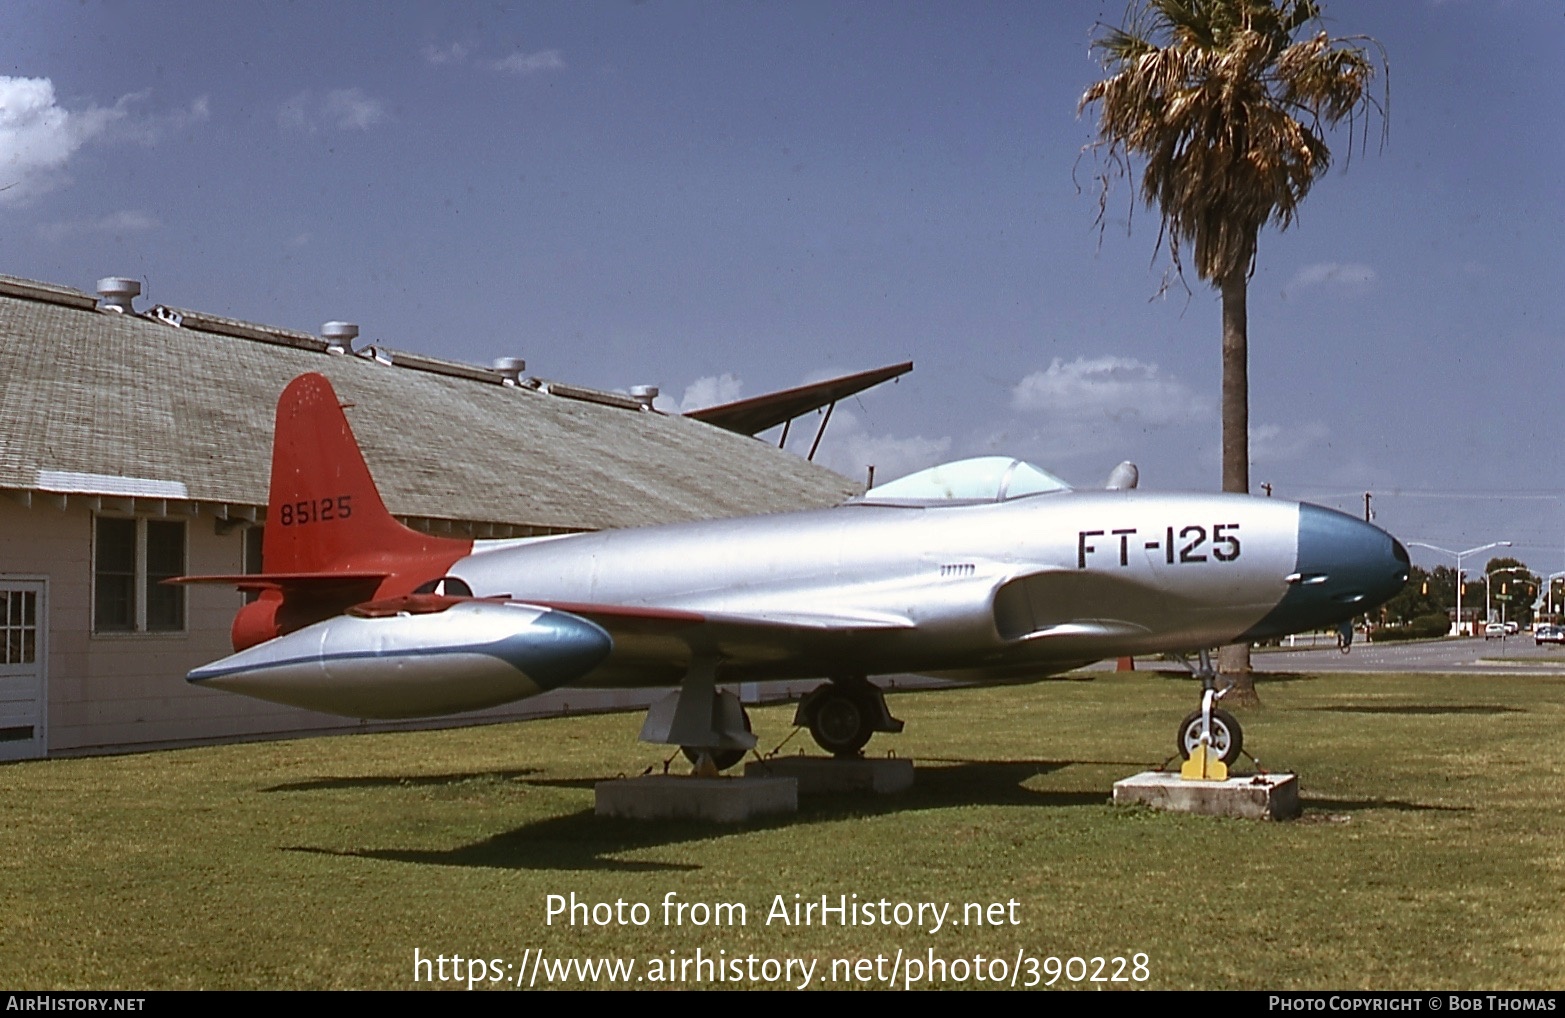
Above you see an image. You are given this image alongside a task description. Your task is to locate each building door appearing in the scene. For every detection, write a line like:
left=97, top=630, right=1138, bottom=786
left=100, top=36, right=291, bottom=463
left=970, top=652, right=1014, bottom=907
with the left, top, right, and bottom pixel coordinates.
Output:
left=0, top=579, right=46, bottom=761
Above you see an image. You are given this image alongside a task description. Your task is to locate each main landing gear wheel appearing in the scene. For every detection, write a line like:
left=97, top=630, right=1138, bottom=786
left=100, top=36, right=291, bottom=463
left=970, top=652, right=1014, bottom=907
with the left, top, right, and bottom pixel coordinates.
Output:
left=807, top=687, right=876, bottom=757
left=680, top=707, right=752, bottom=772
left=1177, top=708, right=1243, bottom=766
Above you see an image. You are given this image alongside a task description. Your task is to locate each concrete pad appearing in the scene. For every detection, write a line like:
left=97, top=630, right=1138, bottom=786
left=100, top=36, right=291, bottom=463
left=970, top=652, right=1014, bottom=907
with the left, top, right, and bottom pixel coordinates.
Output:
left=595, top=775, right=797, bottom=822
left=1112, top=771, right=1300, bottom=821
left=744, top=756, right=915, bottom=794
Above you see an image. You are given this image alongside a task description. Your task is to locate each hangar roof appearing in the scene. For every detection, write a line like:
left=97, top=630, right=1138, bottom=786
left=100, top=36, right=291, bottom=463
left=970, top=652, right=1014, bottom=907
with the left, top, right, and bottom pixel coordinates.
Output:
left=0, top=274, right=859, bottom=534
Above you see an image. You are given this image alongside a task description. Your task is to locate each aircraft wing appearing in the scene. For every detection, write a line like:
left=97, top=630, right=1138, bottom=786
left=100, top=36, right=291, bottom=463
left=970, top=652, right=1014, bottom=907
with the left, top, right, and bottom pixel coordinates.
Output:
left=537, top=601, right=913, bottom=630
left=529, top=600, right=915, bottom=672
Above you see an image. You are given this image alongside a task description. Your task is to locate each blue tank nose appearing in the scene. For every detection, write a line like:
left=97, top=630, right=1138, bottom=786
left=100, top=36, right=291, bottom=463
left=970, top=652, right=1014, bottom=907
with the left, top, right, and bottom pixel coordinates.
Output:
left=483, top=608, right=613, bottom=692
left=1241, top=504, right=1411, bottom=641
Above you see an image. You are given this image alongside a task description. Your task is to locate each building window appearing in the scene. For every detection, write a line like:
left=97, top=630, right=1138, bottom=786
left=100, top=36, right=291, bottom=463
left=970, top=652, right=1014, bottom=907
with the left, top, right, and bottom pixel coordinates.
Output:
left=0, top=588, right=38, bottom=666
left=93, top=516, right=186, bottom=634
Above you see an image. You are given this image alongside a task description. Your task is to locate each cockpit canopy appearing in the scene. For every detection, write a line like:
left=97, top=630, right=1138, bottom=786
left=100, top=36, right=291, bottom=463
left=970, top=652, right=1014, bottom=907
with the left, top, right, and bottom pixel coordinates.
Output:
left=851, top=456, right=1072, bottom=507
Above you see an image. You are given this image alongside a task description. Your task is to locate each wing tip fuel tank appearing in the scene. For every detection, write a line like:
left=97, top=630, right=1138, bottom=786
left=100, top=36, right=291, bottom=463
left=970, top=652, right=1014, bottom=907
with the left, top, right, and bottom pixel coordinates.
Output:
left=188, top=601, right=612, bottom=719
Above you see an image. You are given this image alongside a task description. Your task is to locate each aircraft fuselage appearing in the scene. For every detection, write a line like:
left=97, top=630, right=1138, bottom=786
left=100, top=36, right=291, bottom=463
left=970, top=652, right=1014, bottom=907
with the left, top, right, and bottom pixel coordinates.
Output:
left=449, top=490, right=1404, bottom=686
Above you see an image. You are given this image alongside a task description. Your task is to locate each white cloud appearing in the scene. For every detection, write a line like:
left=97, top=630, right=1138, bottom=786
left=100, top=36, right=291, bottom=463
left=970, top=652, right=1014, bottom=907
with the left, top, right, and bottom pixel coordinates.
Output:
left=492, top=50, right=566, bottom=74
left=668, top=373, right=745, bottom=413
left=654, top=371, right=946, bottom=485
left=0, top=77, right=121, bottom=203
left=325, top=89, right=387, bottom=130
left=1011, top=356, right=1209, bottom=426
left=425, top=43, right=564, bottom=75
left=1249, top=421, right=1330, bottom=463
left=1285, top=261, right=1377, bottom=296
left=822, top=431, right=952, bottom=488
left=806, top=408, right=951, bottom=487
left=105, top=93, right=210, bottom=145
left=278, top=88, right=388, bottom=133
left=0, top=79, right=211, bottom=203
left=423, top=42, right=470, bottom=66
left=36, top=209, right=159, bottom=244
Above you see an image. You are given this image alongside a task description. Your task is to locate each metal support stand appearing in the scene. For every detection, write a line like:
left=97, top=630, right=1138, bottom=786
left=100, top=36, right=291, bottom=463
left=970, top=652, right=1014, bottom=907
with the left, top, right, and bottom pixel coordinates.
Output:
left=638, top=656, right=756, bottom=768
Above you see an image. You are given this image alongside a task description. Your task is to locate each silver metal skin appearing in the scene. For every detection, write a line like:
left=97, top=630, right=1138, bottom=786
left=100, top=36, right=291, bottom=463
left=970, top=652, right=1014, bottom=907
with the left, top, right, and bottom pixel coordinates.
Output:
left=188, top=601, right=611, bottom=718
left=186, top=453, right=1408, bottom=754
left=451, top=481, right=1408, bottom=689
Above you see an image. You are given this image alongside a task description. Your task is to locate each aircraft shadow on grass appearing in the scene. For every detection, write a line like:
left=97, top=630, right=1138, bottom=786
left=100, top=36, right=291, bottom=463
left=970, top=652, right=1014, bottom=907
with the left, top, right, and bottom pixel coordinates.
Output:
left=261, top=767, right=544, bottom=793
left=281, top=757, right=1138, bottom=873
left=1299, top=796, right=1471, bottom=815
left=1148, top=669, right=1321, bottom=684
left=278, top=755, right=1469, bottom=871
left=1306, top=704, right=1523, bottom=716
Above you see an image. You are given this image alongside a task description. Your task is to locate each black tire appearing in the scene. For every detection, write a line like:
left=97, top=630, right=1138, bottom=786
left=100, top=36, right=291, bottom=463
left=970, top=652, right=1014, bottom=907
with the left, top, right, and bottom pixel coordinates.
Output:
left=681, top=707, right=752, bottom=772
left=807, top=688, right=875, bottom=757
left=1177, top=707, right=1243, bottom=765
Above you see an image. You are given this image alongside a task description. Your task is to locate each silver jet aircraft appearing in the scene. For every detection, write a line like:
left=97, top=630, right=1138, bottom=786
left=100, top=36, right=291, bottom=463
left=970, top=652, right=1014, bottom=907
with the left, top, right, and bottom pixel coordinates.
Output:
left=182, top=373, right=1409, bottom=768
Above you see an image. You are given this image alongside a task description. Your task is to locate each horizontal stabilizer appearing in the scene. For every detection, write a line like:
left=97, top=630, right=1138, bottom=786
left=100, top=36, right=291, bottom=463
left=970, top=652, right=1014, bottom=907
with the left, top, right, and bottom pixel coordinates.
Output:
left=169, top=571, right=389, bottom=592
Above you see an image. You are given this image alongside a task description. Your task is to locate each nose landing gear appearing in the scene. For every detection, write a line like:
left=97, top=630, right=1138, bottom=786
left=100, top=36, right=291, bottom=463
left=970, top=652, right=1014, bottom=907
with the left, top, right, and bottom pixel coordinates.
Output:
left=1176, top=650, right=1245, bottom=780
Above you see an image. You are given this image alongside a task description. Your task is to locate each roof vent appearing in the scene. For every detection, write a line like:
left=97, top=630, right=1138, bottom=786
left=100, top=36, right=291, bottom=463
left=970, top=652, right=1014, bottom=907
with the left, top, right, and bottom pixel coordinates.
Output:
left=629, top=384, right=659, bottom=410
left=96, top=277, right=141, bottom=314
left=492, top=356, right=527, bottom=385
left=322, top=321, right=359, bottom=354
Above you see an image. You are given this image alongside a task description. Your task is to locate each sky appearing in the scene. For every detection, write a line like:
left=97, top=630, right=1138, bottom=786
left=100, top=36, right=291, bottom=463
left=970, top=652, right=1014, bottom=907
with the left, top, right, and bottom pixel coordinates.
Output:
left=3, top=1, right=1563, bottom=577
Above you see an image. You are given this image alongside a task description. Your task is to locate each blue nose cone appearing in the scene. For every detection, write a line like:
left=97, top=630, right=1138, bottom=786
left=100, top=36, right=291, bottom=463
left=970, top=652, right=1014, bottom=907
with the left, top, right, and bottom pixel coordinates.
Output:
left=1242, top=503, right=1411, bottom=641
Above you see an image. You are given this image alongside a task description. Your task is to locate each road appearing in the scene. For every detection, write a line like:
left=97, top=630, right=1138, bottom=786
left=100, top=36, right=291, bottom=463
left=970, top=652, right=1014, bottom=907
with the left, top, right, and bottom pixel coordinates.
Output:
left=1254, top=635, right=1565, bottom=675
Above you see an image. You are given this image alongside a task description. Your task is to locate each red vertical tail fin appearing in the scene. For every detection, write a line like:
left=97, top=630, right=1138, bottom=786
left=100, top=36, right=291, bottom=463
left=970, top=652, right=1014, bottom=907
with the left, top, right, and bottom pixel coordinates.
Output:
left=264, top=373, right=471, bottom=579
left=177, top=373, right=474, bottom=649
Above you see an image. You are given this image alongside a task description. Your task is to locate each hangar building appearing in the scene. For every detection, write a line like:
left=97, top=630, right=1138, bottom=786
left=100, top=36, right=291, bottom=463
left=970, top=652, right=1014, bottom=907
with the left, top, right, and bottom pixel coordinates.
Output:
left=0, top=273, right=862, bottom=760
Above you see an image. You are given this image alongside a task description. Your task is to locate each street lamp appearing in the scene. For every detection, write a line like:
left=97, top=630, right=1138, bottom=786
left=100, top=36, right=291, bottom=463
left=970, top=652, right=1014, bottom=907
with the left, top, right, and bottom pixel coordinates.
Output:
left=1408, top=541, right=1512, bottom=636
left=1486, top=565, right=1531, bottom=627
left=1547, top=572, right=1565, bottom=621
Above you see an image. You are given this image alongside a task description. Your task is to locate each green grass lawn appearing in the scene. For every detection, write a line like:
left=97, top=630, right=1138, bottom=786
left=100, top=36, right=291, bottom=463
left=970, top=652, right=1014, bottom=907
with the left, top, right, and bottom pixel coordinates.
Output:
left=3, top=670, right=1563, bottom=989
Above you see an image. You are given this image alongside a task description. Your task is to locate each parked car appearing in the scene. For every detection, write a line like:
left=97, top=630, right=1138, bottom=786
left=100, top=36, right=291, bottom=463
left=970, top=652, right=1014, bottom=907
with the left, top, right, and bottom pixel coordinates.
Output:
left=1485, top=622, right=1507, bottom=639
left=1504, top=621, right=1519, bottom=636
left=1536, top=625, right=1565, bottom=646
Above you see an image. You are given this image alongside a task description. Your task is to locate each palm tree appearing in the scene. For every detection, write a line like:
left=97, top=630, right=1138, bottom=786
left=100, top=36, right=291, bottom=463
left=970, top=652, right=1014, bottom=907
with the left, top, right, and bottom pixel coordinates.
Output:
left=1080, top=0, right=1385, bottom=699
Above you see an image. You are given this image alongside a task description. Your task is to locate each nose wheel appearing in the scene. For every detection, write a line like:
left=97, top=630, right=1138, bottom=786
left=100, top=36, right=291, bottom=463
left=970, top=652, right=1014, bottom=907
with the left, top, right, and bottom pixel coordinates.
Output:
left=1177, top=706, right=1243, bottom=765
left=1174, top=649, right=1245, bottom=772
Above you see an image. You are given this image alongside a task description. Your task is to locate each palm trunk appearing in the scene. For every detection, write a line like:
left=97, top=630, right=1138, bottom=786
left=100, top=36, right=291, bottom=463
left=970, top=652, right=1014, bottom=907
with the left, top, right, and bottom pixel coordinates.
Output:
left=1217, top=269, right=1258, bottom=704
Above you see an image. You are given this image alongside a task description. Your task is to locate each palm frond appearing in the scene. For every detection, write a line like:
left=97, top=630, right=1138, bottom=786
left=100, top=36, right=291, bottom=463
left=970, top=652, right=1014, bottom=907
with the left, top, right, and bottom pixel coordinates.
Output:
left=1080, top=0, right=1385, bottom=284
